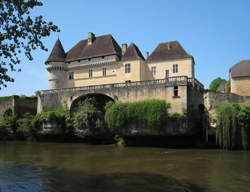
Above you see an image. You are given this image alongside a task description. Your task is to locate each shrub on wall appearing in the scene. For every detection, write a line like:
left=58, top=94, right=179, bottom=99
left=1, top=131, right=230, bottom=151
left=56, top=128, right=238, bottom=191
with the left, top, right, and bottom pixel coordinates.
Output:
left=104, top=99, right=169, bottom=132
left=31, top=104, right=73, bottom=135
left=16, top=113, right=34, bottom=137
left=216, top=103, right=250, bottom=150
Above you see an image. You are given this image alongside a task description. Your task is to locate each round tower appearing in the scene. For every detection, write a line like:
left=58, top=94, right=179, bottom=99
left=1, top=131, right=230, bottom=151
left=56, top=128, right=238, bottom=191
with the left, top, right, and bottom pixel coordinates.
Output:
left=45, top=38, right=66, bottom=89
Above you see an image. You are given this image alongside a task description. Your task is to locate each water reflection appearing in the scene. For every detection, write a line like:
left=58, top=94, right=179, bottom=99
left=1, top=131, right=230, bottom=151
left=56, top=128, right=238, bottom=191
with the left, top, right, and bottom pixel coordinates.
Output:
left=0, top=141, right=250, bottom=192
left=0, top=164, right=201, bottom=192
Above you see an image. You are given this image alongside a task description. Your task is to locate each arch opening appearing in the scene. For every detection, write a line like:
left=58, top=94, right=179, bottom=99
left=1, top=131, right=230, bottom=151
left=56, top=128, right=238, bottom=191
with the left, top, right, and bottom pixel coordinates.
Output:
left=70, top=93, right=114, bottom=115
left=69, top=93, right=114, bottom=137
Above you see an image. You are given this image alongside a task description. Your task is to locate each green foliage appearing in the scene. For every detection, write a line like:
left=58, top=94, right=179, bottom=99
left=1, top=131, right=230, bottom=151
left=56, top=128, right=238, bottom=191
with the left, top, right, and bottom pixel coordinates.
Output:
left=72, top=98, right=106, bottom=135
left=0, top=95, right=15, bottom=101
left=169, top=112, right=181, bottom=119
left=16, top=113, right=34, bottom=137
left=0, top=0, right=60, bottom=88
left=2, top=108, right=17, bottom=134
left=104, top=99, right=169, bottom=132
left=35, top=91, right=41, bottom=96
left=216, top=103, right=250, bottom=150
left=225, top=80, right=231, bottom=93
left=104, top=102, right=128, bottom=131
left=209, top=77, right=225, bottom=92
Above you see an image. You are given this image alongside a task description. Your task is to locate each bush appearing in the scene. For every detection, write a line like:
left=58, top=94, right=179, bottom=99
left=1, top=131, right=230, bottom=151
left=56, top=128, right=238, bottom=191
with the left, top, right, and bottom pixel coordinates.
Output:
left=104, top=101, right=128, bottom=131
left=104, top=99, right=169, bottom=132
left=16, top=113, right=34, bottom=137
left=216, top=103, right=250, bottom=150
left=32, top=105, right=73, bottom=135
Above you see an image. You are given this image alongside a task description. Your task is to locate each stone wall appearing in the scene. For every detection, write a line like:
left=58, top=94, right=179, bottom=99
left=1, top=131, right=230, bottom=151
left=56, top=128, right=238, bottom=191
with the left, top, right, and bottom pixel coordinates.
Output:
left=0, top=97, right=15, bottom=116
left=204, top=92, right=250, bottom=111
left=14, top=97, right=37, bottom=116
left=204, top=92, right=250, bottom=130
left=118, top=117, right=197, bottom=136
left=0, top=96, right=37, bottom=116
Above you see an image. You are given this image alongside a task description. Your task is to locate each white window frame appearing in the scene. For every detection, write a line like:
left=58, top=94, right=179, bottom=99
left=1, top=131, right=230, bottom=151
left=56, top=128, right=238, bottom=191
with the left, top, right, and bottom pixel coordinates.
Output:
left=103, top=67, right=106, bottom=77
left=125, top=63, right=131, bottom=74
left=173, top=64, right=178, bottom=73
left=89, top=68, right=93, bottom=78
left=151, top=66, right=156, bottom=76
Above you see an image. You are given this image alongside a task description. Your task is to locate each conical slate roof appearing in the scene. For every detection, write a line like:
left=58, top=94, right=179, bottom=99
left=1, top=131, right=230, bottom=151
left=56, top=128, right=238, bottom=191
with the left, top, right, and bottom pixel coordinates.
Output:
left=122, top=43, right=145, bottom=61
left=146, top=41, right=192, bottom=63
left=230, top=60, right=250, bottom=78
left=46, top=38, right=66, bottom=64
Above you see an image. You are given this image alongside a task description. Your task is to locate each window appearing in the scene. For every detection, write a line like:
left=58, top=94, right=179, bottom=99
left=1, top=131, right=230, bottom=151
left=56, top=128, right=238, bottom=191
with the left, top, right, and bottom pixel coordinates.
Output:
left=89, top=68, right=93, bottom=78
left=125, top=63, right=131, bottom=74
left=69, top=72, right=74, bottom=80
left=151, top=66, right=156, bottom=76
left=173, top=64, right=178, bottom=73
left=174, top=86, right=178, bottom=97
left=165, top=70, right=169, bottom=78
left=103, top=67, right=106, bottom=77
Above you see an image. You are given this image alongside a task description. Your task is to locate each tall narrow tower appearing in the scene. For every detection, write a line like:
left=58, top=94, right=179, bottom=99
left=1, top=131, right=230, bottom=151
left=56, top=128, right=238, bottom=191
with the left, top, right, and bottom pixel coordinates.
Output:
left=45, top=39, right=66, bottom=89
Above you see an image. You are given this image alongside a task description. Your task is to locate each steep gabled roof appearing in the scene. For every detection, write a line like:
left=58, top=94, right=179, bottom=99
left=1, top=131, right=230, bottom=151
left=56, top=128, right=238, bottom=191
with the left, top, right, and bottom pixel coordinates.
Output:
left=230, top=60, right=250, bottom=78
left=122, top=43, right=145, bottom=61
left=146, top=41, right=192, bottom=63
left=46, top=38, right=66, bottom=64
left=65, top=34, right=121, bottom=62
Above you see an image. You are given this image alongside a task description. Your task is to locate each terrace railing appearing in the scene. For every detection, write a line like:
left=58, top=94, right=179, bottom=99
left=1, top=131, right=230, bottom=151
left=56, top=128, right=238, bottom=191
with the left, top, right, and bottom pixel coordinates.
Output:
left=40, top=76, right=204, bottom=94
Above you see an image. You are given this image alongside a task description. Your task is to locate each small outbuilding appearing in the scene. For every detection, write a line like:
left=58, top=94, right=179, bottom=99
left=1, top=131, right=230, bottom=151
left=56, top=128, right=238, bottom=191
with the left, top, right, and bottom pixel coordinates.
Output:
left=230, top=60, right=250, bottom=96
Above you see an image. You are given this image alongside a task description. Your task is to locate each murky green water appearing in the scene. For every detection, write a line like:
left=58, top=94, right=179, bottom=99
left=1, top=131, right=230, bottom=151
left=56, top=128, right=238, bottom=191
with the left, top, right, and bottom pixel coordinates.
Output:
left=0, top=141, right=250, bottom=192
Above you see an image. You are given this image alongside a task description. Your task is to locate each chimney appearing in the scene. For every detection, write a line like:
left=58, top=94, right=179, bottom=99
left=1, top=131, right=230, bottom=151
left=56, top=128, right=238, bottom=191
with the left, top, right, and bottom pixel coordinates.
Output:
left=122, top=43, right=127, bottom=55
left=88, top=32, right=95, bottom=45
left=146, top=52, right=149, bottom=59
left=167, top=43, right=171, bottom=50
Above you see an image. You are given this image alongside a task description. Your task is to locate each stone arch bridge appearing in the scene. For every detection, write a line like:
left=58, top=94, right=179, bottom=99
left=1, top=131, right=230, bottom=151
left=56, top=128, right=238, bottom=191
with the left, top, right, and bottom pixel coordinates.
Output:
left=38, top=76, right=204, bottom=114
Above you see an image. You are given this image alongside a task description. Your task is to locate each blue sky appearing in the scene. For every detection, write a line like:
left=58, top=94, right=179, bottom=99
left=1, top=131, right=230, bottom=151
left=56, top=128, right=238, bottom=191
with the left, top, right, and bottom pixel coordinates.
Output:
left=1, top=0, right=250, bottom=96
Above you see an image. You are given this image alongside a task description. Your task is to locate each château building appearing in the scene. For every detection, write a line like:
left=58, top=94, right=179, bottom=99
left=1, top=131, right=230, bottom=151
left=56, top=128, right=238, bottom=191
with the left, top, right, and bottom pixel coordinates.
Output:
left=42, top=32, right=203, bottom=114
left=46, top=32, right=195, bottom=89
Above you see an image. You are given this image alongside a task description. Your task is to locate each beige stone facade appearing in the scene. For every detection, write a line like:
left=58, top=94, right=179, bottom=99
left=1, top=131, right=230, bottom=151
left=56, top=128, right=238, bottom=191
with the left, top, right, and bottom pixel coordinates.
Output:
left=230, top=75, right=250, bottom=96
left=46, top=33, right=195, bottom=90
left=230, top=60, right=250, bottom=96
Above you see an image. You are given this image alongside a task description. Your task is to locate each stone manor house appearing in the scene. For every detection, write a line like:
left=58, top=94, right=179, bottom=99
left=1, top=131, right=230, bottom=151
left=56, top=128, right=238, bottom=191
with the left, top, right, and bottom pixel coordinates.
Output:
left=41, top=32, right=203, bottom=114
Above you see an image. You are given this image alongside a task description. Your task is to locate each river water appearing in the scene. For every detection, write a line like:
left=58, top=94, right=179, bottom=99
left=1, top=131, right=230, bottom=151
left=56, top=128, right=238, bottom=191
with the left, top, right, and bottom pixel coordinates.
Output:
left=0, top=141, right=250, bottom=192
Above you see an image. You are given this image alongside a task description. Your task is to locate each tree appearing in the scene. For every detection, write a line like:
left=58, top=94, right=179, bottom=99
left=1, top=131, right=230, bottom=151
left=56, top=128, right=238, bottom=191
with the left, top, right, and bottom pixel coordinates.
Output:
left=209, top=77, right=225, bottom=92
left=0, top=0, right=60, bottom=88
